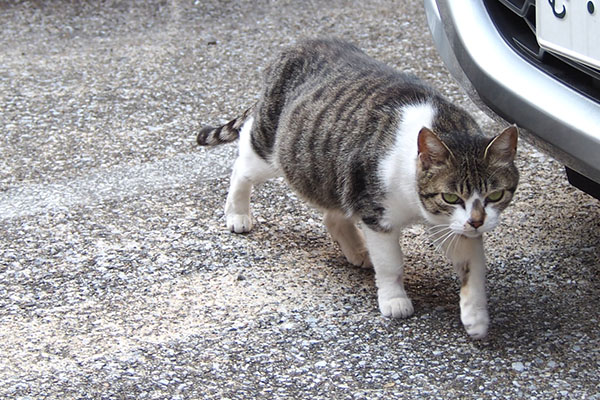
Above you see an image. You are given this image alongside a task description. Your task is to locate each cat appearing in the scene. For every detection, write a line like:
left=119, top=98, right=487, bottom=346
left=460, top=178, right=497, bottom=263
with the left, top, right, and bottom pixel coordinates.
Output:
left=197, top=38, right=519, bottom=339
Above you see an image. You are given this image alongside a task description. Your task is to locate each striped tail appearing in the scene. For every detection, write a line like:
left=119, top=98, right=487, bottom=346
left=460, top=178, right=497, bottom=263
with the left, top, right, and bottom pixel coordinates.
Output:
left=196, top=104, right=255, bottom=146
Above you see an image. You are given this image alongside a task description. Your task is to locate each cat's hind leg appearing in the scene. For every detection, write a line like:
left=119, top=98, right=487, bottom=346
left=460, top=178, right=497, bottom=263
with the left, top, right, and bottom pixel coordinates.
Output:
left=225, top=117, right=278, bottom=233
left=323, top=210, right=372, bottom=268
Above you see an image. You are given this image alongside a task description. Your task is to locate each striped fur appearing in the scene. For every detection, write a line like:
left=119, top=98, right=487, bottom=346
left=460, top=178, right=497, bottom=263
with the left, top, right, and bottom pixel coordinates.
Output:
left=197, top=104, right=256, bottom=146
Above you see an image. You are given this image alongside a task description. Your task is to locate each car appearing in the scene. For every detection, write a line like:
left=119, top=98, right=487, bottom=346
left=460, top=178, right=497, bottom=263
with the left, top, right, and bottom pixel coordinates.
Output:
left=424, top=0, right=600, bottom=199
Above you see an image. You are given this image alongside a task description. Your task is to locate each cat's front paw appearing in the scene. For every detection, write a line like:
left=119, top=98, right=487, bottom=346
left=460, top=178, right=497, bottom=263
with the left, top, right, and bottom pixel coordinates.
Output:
left=226, top=214, right=253, bottom=233
left=461, top=307, right=489, bottom=339
left=379, top=296, right=414, bottom=319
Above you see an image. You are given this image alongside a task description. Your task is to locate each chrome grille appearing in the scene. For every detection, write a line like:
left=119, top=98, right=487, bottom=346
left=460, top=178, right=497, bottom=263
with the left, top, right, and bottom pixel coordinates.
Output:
left=484, top=0, right=600, bottom=102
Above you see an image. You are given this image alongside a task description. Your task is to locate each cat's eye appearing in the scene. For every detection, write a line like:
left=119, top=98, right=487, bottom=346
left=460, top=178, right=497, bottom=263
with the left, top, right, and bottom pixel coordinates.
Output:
left=441, top=193, right=461, bottom=204
left=486, top=190, right=504, bottom=202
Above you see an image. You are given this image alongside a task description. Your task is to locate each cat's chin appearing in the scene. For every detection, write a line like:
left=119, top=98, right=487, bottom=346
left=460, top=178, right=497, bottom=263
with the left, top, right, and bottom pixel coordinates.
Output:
left=455, top=230, right=483, bottom=239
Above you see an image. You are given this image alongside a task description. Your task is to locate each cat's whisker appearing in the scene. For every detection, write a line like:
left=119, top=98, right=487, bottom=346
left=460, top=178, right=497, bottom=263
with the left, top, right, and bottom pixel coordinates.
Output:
left=436, top=230, right=462, bottom=259
left=431, top=234, right=453, bottom=250
left=416, top=225, right=449, bottom=254
left=427, top=223, right=450, bottom=229
left=444, top=231, right=461, bottom=258
left=434, top=229, right=453, bottom=244
left=430, top=228, right=455, bottom=251
left=435, top=234, right=456, bottom=255
left=429, top=233, right=452, bottom=247
left=432, top=235, right=450, bottom=247
left=428, top=228, right=450, bottom=242
left=427, top=225, right=452, bottom=241
left=427, top=224, right=451, bottom=233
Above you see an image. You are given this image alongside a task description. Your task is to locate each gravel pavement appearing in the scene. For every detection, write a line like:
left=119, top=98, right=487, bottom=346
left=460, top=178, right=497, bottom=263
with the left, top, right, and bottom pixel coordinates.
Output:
left=1, top=1, right=599, bottom=399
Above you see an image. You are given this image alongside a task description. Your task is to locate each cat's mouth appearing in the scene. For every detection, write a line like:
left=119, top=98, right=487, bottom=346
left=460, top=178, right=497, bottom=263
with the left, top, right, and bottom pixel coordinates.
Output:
left=460, top=231, right=483, bottom=239
left=448, top=222, right=483, bottom=238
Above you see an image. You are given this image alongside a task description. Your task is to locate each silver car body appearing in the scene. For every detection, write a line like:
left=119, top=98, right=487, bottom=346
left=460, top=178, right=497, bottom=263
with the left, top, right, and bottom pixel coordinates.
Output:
left=424, top=0, right=600, bottom=197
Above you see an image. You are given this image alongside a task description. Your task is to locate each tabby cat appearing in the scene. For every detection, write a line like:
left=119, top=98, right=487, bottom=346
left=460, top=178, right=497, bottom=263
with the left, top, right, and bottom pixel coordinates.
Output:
left=197, top=38, right=519, bottom=339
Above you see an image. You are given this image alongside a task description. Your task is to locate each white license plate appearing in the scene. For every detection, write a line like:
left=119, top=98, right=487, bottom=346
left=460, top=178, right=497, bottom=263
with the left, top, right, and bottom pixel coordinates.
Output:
left=536, top=0, right=600, bottom=70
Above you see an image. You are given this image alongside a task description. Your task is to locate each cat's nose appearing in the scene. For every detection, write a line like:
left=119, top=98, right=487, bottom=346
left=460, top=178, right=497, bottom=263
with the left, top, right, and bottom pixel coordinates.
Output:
left=468, top=219, right=484, bottom=229
left=468, top=199, right=486, bottom=230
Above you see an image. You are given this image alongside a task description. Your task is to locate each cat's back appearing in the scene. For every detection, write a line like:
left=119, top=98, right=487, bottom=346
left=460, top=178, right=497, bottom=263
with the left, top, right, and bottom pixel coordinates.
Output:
left=267, top=38, right=480, bottom=146
left=264, top=38, right=373, bottom=85
left=264, top=38, right=428, bottom=99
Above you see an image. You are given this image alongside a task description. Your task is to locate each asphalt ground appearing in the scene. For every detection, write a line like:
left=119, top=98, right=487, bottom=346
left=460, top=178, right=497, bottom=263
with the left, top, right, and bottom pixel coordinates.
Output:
left=1, top=1, right=599, bottom=399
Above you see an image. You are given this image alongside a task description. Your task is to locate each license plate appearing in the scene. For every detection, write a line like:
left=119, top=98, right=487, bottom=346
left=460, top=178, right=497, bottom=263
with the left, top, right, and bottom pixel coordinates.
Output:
left=536, top=0, right=600, bottom=70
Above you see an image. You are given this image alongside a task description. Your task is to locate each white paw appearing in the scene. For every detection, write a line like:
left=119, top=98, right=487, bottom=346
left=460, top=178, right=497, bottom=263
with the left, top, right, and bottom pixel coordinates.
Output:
left=226, top=214, right=253, bottom=233
left=379, top=296, right=414, bottom=319
left=461, top=308, right=489, bottom=339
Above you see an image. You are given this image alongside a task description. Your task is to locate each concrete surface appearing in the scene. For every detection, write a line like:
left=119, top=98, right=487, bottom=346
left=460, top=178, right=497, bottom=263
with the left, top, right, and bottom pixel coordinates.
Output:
left=1, top=0, right=599, bottom=399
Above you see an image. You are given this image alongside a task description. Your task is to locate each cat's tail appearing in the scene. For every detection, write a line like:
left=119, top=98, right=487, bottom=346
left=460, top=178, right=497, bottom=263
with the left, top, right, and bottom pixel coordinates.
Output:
left=196, top=104, right=256, bottom=146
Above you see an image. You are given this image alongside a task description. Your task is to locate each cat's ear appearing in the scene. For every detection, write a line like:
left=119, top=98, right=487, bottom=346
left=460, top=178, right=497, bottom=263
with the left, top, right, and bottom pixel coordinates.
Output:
left=484, top=125, right=518, bottom=164
left=417, top=127, right=452, bottom=169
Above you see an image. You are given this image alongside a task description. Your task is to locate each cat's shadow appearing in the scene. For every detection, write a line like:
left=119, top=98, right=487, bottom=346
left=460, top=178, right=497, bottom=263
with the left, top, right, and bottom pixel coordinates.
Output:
left=240, top=182, right=597, bottom=352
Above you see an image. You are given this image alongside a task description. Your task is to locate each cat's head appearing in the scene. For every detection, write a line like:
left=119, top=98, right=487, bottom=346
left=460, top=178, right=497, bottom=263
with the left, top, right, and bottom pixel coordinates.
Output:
left=416, top=125, right=519, bottom=238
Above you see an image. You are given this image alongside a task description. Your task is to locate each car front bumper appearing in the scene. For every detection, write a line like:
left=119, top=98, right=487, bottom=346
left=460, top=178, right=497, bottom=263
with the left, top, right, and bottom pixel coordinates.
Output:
left=424, top=0, right=600, bottom=186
